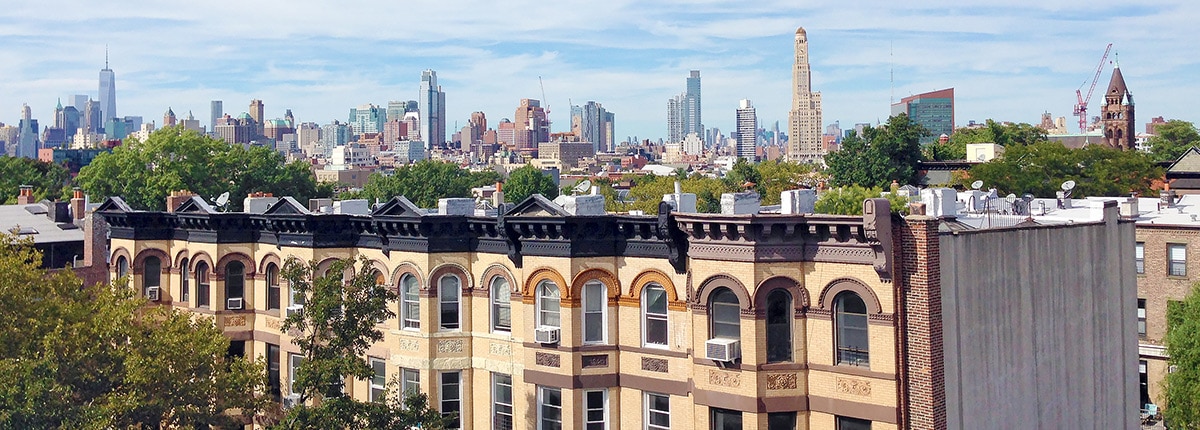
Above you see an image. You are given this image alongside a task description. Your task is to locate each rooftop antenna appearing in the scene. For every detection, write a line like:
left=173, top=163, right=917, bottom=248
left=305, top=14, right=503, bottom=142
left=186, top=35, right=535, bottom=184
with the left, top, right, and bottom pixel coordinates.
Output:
left=1061, top=180, right=1076, bottom=198
left=213, top=191, right=230, bottom=212
left=105, top=45, right=108, bottom=69
left=572, top=179, right=592, bottom=195
left=970, top=180, right=983, bottom=190
left=889, top=41, right=894, bottom=105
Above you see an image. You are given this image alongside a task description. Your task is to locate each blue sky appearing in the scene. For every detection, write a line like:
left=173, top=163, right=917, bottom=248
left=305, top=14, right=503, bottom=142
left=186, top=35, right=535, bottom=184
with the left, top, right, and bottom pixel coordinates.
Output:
left=0, top=0, right=1196, bottom=142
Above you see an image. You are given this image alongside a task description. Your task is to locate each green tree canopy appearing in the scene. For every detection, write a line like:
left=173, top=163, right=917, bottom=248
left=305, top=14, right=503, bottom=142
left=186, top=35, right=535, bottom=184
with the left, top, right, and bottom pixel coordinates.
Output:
left=1147, top=119, right=1200, bottom=162
left=925, top=120, right=1050, bottom=161
left=0, top=234, right=267, bottom=428
left=350, top=161, right=501, bottom=208
left=813, top=185, right=910, bottom=215
left=0, top=156, right=70, bottom=203
left=964, top=141, right=1162, bottom=197
left=1165, top=284, right=1200, bottom=426
left=75, top=126, right=328, bottom=211
left=504, top=165, right=559, bottom=203
left=826, top=114, right=928, bottom=188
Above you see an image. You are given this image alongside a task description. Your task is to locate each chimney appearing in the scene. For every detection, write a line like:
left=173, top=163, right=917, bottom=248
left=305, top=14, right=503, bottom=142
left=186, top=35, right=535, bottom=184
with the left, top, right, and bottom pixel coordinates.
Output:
left=781, top=189, right=816, bottom=214
left=493, top=181, right=505, bottom=207
left=17, top=185, right=34, bottom=205
left=71, top=187, right=86, bottom=220
left=166, top=190, right=196, bottom=213
left=243, top=192, right=279, bottom=214
left=720, top=191, right=761, bottom=215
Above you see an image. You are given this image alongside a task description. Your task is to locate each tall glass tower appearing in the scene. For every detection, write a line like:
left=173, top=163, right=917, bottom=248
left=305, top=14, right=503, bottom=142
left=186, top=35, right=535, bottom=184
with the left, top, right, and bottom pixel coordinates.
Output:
left=684, top=70, right=702, bottom=140
left=99, top=51, right=116, bottom=127
left=419, top=70, right=446, bottom=150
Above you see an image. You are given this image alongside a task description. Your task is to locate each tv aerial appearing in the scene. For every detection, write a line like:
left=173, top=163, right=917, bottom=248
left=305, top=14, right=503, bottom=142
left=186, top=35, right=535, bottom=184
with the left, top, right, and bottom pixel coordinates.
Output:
left=1005, top=193, right=1017, bottom=204
left=1061, top=180, right=1076, bottom=198
left=213, top=191, right=230, bottom=212
left=572, top=179, right=593, bottom=195
left=970, top=180, right=983, bottom=190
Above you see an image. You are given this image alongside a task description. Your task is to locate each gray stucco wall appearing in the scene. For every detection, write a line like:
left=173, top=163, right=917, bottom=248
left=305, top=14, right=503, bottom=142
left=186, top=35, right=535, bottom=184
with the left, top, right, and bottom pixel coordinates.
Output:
left=940, top=207, right=1138, bottom=429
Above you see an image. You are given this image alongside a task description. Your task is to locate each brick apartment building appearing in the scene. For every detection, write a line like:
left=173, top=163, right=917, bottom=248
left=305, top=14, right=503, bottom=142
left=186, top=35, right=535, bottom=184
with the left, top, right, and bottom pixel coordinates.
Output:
left=96, top=190, right=1135, bottom=429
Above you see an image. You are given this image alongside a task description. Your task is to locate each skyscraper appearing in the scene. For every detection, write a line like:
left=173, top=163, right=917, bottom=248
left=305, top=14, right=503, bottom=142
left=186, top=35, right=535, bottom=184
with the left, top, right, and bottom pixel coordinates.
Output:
left=349, top=104, right=386, bottom=135
left=210, top=100, right=223, bottom=136
left=99, top=53, right=116, bottom=127
left=787, top=27, right=824, bottom=163
left=249, top=99, right=264, bottom=138
left=666, top=70, right=703, bottom=144
left=17, top=104, right=38, bottom=159
left=736, top=99, right=757, bottom=162
left=513, top=99, right=548, bottom=156
left=419, top=70, right=446, bottom=149
left=667, top=94, right=684, bottom=143
left=890, top=88, right=954, bottom=144
left=571, top=101, right=612, bottom=154
left=163, top=107, right=177, bottom=128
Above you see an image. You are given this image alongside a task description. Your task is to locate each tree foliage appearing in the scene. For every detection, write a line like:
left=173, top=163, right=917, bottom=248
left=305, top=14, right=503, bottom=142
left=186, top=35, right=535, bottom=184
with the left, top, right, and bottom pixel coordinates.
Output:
left=813, top=185, right=910, bottom=215
left=75, top=126, right=328, bottom=211
left=924, top=120, right=1049, bottom=161
left=620, top=174, right=736, bottom=214
left=350, top=161, right=501, bottom=208
left=826, top=114, right=927, bottom=188
left=0, top=234, right=267, bottom=429
left=0, top=156, right=71, bottom=203
left=964, top=141, right=1163, bottom=197
left=504, top=165, right=559, bottom=203
left=1148, top=119, right=1200, bottom=162
left=1165, top=284, right=1200, bottom=427
left=272, top=256, right=449, bottom=430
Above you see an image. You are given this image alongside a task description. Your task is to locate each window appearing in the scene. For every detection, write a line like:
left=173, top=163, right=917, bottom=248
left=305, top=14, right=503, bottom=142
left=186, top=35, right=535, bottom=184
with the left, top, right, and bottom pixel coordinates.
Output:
left=267, top=263, right=281, bottom=310
left=767, top=412, right=797, bottom=430
left=370, top=357, right=386, bottom=402
left=401, top=368, right=420, bottom=395
left=583, top=281, right=607, bottom=344
left=491, top=276, right=511, bottom=333
left=643, top=284, right=668, bottom=347
left=1135, top=242, right=1144, bottom=274
left=267, top=343, right=281, bottom=399
left=585, top=389, right=608, bottom=430
left=645, top=392, right=670, bottom=430
left=836, top=416, right=871, bottom=430
left=196, top=261, right=210, bottom=307
left=1140, top=360, right=1150, bottom=407
left=400, top=274, right=420, bottom=330
left=834, top=291, right=869, bottom=367
left=227, top=340, right=246, bottom=358
left=1138, top=298, right=1147, bottom=336
left=440, top=371, right=461, bottom=429
left=289, top=353, right=304, bottom=395
left=1170, top=244, right=1187, bottom=277
left=767, top=290, right=793, bottom=362
left=493, top=373, right=514, bottom=430
left=537, top=280, right=561, bottom=328
left=180, top=258, right=190, bottom=304
left=538, top=386, right=562, bottom=430
left=289, top=272, right=305, bottom=308
left=225, top=261, right=245, bottom=308
left=709, top=288, right=740, bottom=340
left=710, top=407, right=742, bottom=430
left=115, top=255, right=129, bottom=281
left=439, top=275, right=461, bottom=330
left=142, top=256, right=161, bottom=298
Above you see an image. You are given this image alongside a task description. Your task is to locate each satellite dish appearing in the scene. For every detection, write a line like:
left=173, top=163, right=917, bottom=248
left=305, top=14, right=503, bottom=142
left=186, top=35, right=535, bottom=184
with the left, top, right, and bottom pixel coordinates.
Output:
left=1005, top=193, right=1017, bottom=204
left=572, top=180, right=593, bottom=195
left=970, top=180, right=984, bottom=190
left=214, top=191, right=230, bottom=208
left=1061, top=180, right=1076, bottom=191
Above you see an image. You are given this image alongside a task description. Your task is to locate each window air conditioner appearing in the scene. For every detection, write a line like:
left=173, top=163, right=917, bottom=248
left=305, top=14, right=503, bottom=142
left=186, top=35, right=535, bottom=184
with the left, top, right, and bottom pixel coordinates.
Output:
left=227, top=297, right=244, bottom=310
left=534, top=326, right=561, bottom=344
left=147, top=286, right=161, bottom=302
left=282, top=394, right=301, bottom=409
left=286, top=305, right=304, bottom=319
left=705, top=338, right=742, bottom=362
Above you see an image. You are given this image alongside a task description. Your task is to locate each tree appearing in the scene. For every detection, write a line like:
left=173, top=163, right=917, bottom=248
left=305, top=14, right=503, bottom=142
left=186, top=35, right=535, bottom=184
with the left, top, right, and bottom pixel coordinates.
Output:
left=0, top=156, right=70, bottom=203
left=0, top=234, right=267, bottom=428
left=504, top=165, right=559, bottom=203
left=272, top=256, right=449, bottom=430
left=965, top=141, right=1162, bottom=197
left=75, top=126, right=328, bottom=211
left=351, top=161, right=501, bottom=208
left=752, top=160, right=826, bottom=205
left=813, top=185, right=909, bottom=215
left=1165, top=284, right=1200, bottom=427
left=826, top=114, right=928, bottom=188
left=925, top=120, right=1049, bottom=161
left=1148, top=119, right=1200, bottom=162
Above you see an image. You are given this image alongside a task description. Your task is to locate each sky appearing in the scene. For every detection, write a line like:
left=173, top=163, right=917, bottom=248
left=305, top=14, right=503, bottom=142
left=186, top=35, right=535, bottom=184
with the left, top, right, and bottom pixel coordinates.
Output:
left=0, top=0, right=1197, bottom=142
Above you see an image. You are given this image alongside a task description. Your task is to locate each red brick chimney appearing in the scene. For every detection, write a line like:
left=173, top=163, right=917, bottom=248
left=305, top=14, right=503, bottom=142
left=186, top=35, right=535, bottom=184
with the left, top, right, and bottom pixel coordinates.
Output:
left=16, top=185, right=34, bottom=205
left=70, top=187, right=86, bottom=220
left=166, top=190, right=197, bottom=213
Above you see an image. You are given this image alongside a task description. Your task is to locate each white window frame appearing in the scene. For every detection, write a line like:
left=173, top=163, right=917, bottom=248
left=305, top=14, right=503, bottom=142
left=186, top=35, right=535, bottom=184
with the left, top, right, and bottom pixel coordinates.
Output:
left=537, top=280, right=561, bottom=329
left=584, top=388, right=609, bottom=430
left=439, top=274, right=461, bottom=330
left=642, top=284, right=669, bottom=348
left=538, top=386, right=563, bottom=430
left=1135, top=242, right=1145, bottom=274
left=180, top=257, right=190, bottom=304
left=492, top=373, right=514, bottom=430
left=491, top=276, right=512, bottom=334
left=440, top=371, right=462, bottom=429
left=401, top=274, right=420, bottom=330
left=266, top=263, right=281, bottom=310
left=1170, top=243, right=1187, bottom=277
left=583, top=281, right=607, bottom=344
left=369, top=357, right=386, bottom=402
left=1138, top=298, right=1147, bottom=336
left=708, top=287, right=741, bottom=341
left=401, top=367, right=420, bottom=395
left=195, top=261, right=210, bottom=308
left=289, top=353, right=304, bottom=395
left=644, top=392, right=670, bottom=430
left=141, top=256, right=161, bottom=298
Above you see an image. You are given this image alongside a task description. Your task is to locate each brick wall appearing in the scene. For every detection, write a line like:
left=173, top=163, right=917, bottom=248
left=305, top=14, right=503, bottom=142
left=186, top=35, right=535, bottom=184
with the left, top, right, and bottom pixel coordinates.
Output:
left=895, top=215, right=946, bottom=429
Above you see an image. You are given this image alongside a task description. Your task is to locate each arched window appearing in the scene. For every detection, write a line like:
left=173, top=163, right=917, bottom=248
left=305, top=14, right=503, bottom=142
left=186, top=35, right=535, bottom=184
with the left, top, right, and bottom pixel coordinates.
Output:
left=142, top=256, right=161, bottom=298
left=180, top=257, right=190, bottom=304
left=491, top=276, right=511, bottom=333
left=834, top=291, right=869, bottom=366
left=115, top=256, right=129, bottom=282
left=642, top=283, right=668, bottom=347
left=266, top=263, right=280, bottom=310
left=536, top=280, right=560, bottom=329
left=195, top=261, right=210, bottom=307
left=400, top=274, right=420, bottom=330
left=709, top=288, right=740, bottom=341
left=582, top=281, right=607, bottom=344
left=225, top=261, right=245, bottom=310
left=439, top=275, right=461, bottom=330
left=766, top=289, right=793, bottom=363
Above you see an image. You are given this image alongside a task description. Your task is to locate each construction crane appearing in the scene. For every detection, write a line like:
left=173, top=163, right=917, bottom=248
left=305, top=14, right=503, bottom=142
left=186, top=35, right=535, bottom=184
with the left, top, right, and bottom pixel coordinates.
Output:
left=539, top=76, right=551, bottom=135
left=1073, top=43, right=1112, bottom=133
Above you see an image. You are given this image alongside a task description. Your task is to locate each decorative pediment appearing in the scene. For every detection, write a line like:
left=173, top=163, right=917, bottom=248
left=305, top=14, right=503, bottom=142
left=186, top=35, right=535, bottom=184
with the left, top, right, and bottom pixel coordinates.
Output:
left=505, top=194, right=570, bottom=217
left=263, top=197, right=310, bottom=215
left=1168, top=147, right=1200, bottom=174
left=173, top=196, right=217, bottom=214
left=95, top=196, right=133, bottom=213
left=371, top=196, right=424, bottom=218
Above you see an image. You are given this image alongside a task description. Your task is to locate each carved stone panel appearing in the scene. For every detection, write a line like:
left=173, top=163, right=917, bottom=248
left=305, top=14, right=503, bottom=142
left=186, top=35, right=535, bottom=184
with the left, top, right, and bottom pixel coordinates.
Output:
left=437, top=339, right=464, bottom=353
left=265, top=319, right=282, bottom=331
left=582, top=354, right=609, bottom=368
left=398, top=338, right=419, bottom=352
left=536, top=352, right=561, bottom=368
left=836, top=377, right=871, bottom=396
left=708, top=369, right=741, bottom=388
left=641, top=357, right=668, bottom=373
left=766, top=373, right=798, bottom=390
left=490, top=342, right=512, bottom=356
left=224, top=315, right=246, bottom=328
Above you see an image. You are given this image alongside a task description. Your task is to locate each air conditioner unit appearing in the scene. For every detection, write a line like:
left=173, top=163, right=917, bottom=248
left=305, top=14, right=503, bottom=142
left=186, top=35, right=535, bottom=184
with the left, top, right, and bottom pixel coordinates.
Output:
left=282, top=394, right=301, bottom=409
left=286, top=305, right=304, bottom=319
left=534, top=326, right=560, bottom=344
left=705, top=338, right=742, bottom=362
left=147, top=286, right=161, bottom=302
left=1170, top=365, right=1179, bottom=373
left=227, top=297, right=244, bottom=310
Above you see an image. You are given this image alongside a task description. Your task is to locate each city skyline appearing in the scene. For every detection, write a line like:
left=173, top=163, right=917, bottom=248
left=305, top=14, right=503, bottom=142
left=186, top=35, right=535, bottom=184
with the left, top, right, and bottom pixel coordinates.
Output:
left=0, top=1, right=1197, bottom=143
